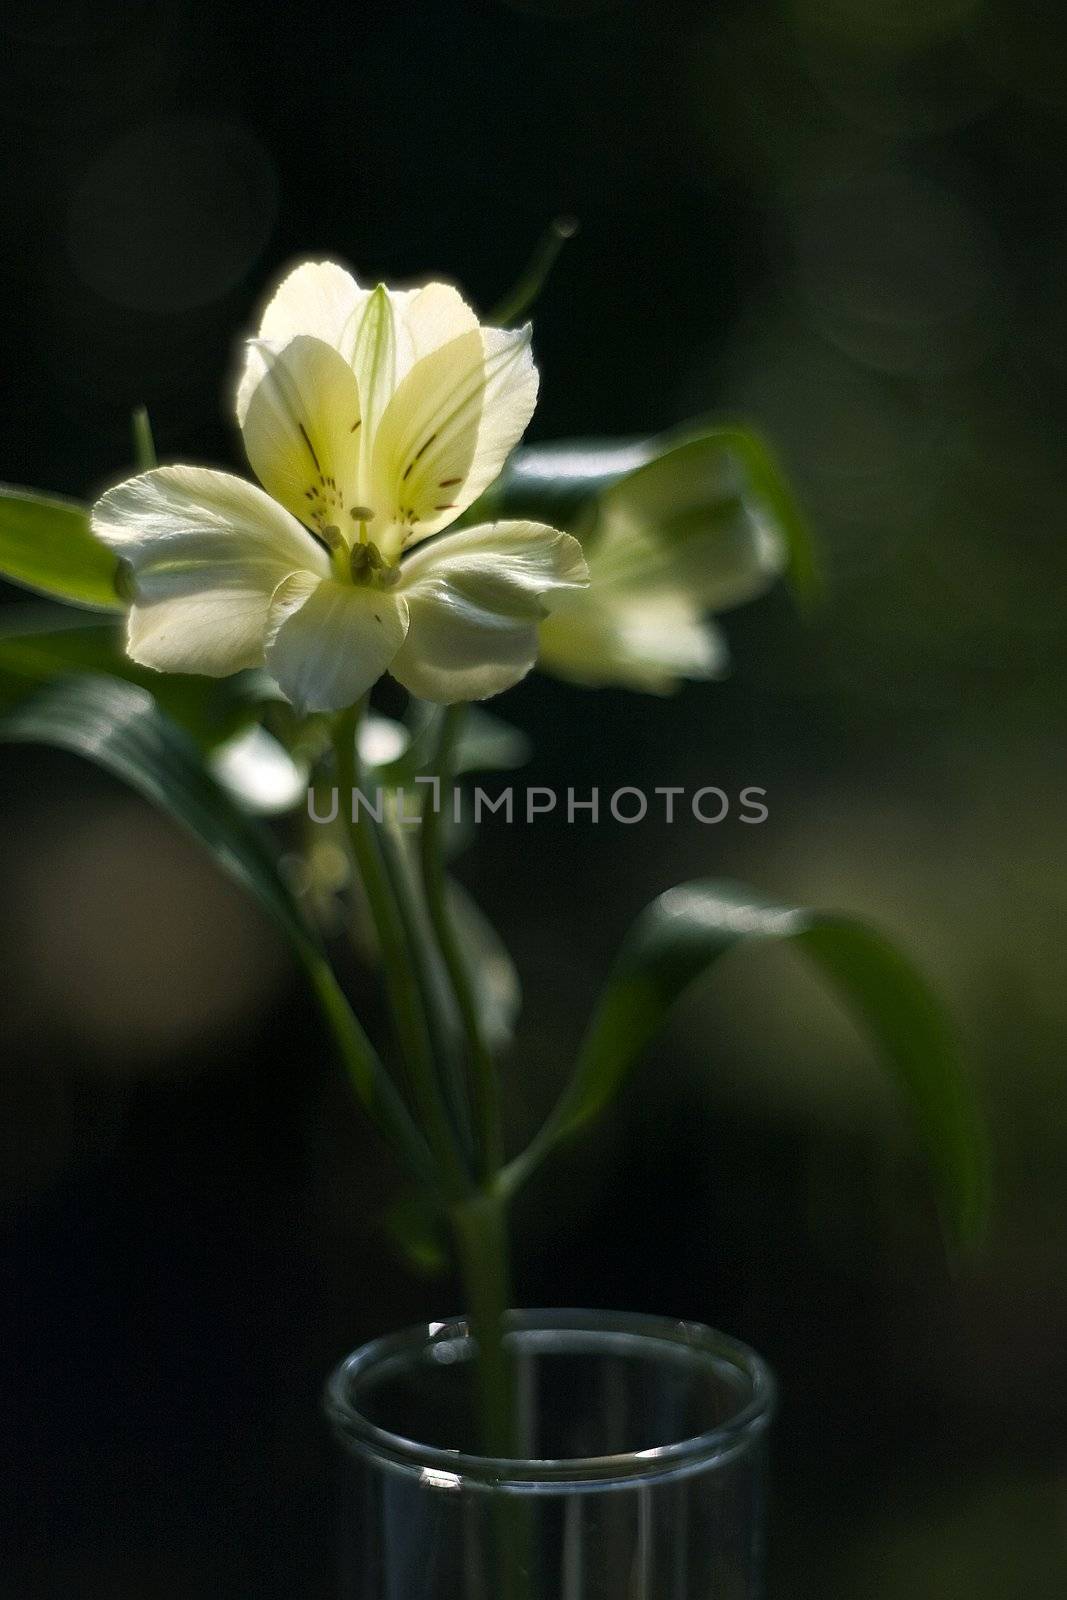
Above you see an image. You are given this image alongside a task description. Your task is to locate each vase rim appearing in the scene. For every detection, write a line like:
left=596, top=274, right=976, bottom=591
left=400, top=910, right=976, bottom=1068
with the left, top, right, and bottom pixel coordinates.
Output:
left=325, top=1307, right=776, bottom=1487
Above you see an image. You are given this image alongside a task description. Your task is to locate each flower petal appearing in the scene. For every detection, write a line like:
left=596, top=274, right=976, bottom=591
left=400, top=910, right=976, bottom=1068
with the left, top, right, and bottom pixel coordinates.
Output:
left=236, top=260, right=368, bottom=424
left=236, top=266, right=477, bottom=425
left=369, top=325, right=538, bottom=559
left=390, top=520, right=587, bottom=702
left=241, top=336, right=364, bottom=535
left=350, top=284, right=476, bottom=506
left=92, top=466, right=328, bottom=677
left=265, top=574, right=408, bottom=714
left=539, top=591, right=727, bottom=694
left=397, top=281, right=479, bottom=373
left=594, top=438, right=787, bottom=610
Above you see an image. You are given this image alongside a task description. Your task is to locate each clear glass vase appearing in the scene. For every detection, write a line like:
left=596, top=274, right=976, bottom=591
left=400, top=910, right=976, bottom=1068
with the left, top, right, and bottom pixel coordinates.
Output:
left=326, top=1309, right=775, bottom=1599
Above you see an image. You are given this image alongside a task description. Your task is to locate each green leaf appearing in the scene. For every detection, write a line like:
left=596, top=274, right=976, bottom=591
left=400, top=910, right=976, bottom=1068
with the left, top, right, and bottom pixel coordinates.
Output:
left=0, top=484, right=122, bottom=612
left=485, top=438, right=653, bottom=528
left=455, top=707, right=531, bottom=775
left=0, top=605, right=264, bottom=750
left=0, top=614, right=127, bottom=716
left=448, top=880, right=522, bottom=1050
left=704, top=428, right=820, bottom=606
left=0, top=674, right=433, bottom=1184
left=507, top=881, right=987, bottom=1246
left=383, top=1188, right=450, bottom=1278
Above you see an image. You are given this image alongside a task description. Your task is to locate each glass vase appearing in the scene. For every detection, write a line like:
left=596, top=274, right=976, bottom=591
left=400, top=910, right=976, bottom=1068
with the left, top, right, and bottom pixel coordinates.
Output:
left=326, top=1308, right=775, bottom=1599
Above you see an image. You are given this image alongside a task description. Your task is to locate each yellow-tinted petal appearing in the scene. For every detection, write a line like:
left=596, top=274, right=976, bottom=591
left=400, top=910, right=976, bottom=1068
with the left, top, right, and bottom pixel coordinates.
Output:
left=397, top=281, right=479, bottom=375
left=594, top=438, right=787, bottom=609
left=241, top=336, right=364, bottom=537
left=236, top=268, right=478, bottom=426
left=369, top=326, right=538, bottom=560
left=236, top=259, right=367, bottom=424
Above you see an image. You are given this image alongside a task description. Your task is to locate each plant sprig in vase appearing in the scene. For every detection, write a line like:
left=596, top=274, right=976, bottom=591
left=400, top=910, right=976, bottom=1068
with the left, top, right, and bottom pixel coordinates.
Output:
left=0, top=245, right=987, bottom=1597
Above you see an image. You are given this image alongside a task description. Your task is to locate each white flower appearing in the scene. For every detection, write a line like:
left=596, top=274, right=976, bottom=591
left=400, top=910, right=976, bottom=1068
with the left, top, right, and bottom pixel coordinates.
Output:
left=92, top=262, right=587, bottom=712
left=537, top=437, right=787, bottom=694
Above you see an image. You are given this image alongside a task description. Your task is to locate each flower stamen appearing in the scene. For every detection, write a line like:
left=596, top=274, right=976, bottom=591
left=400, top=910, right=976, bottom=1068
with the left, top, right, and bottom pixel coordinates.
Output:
left=349, top=540, right=399, bottom=587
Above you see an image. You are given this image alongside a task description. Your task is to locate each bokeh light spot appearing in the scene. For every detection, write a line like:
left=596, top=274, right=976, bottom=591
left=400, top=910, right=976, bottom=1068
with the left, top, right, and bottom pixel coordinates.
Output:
left=14, top=797, right=287, bottom=1072
left=66, top=116, right=278, bottom=314
left=791, top=0, right=981, bottom=58
left=792, top=173, right=1000, bottom=376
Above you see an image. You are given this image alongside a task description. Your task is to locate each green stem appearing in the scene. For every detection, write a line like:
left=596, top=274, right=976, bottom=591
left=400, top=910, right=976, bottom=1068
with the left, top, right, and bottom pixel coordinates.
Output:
left=449, top=1188, right=518, bottom=1456
left=450, top=1189, right=533, bottom=1600
left=376, top=808, right=478, bottom=1169
left=490, top=216, right=579, bottom=327
left=420, top=703, right=504, bottom=1179
left=332, top=702, right=470, bottom=1199
left=131, top=405, right=157, bottom=470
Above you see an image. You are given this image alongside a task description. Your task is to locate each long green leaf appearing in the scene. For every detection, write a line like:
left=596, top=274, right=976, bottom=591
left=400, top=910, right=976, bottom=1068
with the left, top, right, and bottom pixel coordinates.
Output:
left=383, top=1188, right=450, bottom=1279
left=486, top=438, right=656, bottom=527
left=447, top=879, right=522, bottom=1051
left=0, top=674, right=433, bottom=1184
left=0, top=603, right=262, bottom=749
left=506, top=881, right=987, bottom=1245
left=0, top=485, right=122, bottom=612
left=709, top=428, right=819, bottom=605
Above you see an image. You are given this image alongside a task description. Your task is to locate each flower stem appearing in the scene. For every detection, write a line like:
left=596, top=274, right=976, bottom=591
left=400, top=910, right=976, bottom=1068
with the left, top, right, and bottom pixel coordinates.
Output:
left=420, top=703, right=505, bottom=1179
left=338, top=699, right=525, bottom=1587
left=491, top=215, right=579, bottom=328
left=417, top=705, right=531, bottom=1591
left=449, top=1187, right=518, bottom=1456
left=376, top=808, right=478, bottom=1169
left=131, top=405, right=157, bottom=470
left=332, top=702, right=470, bottom=1199
left=450, top=1188, right=534, bottom=1599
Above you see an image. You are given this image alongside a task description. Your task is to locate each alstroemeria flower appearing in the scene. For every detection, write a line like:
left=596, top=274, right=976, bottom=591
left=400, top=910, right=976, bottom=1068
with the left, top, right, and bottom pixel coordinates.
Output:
left=92, top=262, right=587, bottom=711
left=535, top=437, right=787, bottom=694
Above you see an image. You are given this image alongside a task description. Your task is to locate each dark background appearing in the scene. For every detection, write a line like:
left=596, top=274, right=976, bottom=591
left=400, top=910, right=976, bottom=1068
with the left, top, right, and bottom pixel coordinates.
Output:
left=2, top=0, right=1066, bottom=1594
